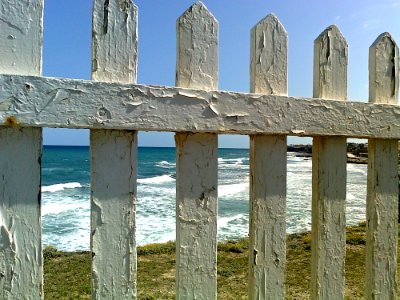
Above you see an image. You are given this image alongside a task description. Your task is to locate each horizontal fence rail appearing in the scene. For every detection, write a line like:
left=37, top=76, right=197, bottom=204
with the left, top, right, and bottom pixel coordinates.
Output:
left=0, top=75, right=400, bottom=138
left=0, top=0, right=399, bottom=299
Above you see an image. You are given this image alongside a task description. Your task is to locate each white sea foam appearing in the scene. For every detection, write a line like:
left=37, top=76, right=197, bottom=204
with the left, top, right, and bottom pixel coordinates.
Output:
left=219, top=182, right=248, bottom=197
left=43, top=213, right=90, bottom=252
left=42, top=182, right=82, bottom=193
left=41, top=149, right=372, bottom=251
left=218, top=157, right=247, bottom=164
left=42, top=201, right=88, bottom=215
left=137, top=214, right=176, bottom=246
left=156, top=161, right=175, bottom=168
left=218, top=214, right=245, bottom=229
left=138, top=175, right=175, bottom=184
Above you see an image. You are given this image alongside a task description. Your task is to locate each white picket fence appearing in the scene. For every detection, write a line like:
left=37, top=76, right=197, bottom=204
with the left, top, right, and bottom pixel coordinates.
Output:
left=0, top=0, right=399, bottom=299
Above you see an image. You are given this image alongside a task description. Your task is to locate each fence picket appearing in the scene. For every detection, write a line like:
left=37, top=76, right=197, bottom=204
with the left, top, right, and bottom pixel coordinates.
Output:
left=175, top=2, right=218, bottom=299
left=91, top=0, right=138, bottom=298
left=366, top=33, right=399, bottom=299
left=249, top=14, right=287, bottom=300
left=1, top=2, right=400, bottom=298
left=311, top=25, right=348, bottom=299
left=0, top=1, right=43, bottom=298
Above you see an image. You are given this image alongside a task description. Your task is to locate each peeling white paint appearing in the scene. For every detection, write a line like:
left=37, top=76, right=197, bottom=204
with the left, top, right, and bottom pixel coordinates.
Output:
left=90, top=1, right=138, bottom=299
left=0, top=75, right=399, bottom=138
left=90, top=130, right=137, bottom=299
left=0, top=128, right=42, bottom=299
left=175, top=3, right=218, bottom=299
left=92, top=0, right=137, bottom=84
left=0, top=3, right=399, bottom=298
left=366, top=33, right=399, bottom=299
left=175, top=133, right=218, bottom=300
left=369, top=33, right=399, bottom=104
left=250, top=14, right=287, bottom=95
left=249, top=13, right=287, bottom=300
left=0, top=0, right=43, bottom=75
left=176, top=2, right=218, bottom=91
left=0, top=0, right=43, bottom=298
left=311, top=25, right=348, bottom=300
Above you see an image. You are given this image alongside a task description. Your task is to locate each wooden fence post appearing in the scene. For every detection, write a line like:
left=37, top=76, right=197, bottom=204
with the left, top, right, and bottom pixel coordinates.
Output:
left=0, top=1, right=44, bottom=298
left=366, top=32, right=399, bottom=299
left=311, top=25, right=348, bottom=299
left=91, top=0, right=138, bottom=298
left=249, top=14, right=287, bottom=300
left=175, top=2, right=218, bottom=299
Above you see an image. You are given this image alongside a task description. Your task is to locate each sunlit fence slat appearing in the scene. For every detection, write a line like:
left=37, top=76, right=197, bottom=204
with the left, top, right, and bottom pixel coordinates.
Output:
left=249, top=14, right=288, bottom=300
left=311, top=25, right=348, bottom=299
left=366, top=33, right=399, bottom=299
left=175, top=3, right=219, bottom=299
left=0, top=1, right=399, bottom=299
left=90, top=0, right=138, bottom=298
left=0, top=0, right=44, bottom=298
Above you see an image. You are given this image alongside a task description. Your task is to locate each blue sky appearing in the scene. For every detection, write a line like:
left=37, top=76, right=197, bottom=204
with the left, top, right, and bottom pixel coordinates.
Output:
left=42, top=0, right=400, bottom=147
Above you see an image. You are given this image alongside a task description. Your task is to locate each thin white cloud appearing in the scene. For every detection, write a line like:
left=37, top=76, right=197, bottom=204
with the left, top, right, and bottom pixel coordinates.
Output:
left=363, top=19, right=380, bottom=29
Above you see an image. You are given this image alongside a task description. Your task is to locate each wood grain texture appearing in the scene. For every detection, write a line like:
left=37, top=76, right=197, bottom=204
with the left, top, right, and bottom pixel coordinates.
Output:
left=0, top=1, right=43, bottom=298
left=90, top=130, right=137, bottom=299
left=92, top=0, right=138, bottom=83
left=249, top=135, right=286, bottom=300
left=249, top=14, right=287, bottom=300
left=0, top=0, right=43, bottom=76
left=0, top=74, right=399, bottom=138
left=175, top=133, right=218, bottom=300
left=90, top=0, right=138, bottom=298
left=176, top=2, right=218, bottom=90
left=369, top=33, right=399, bottom=104
left=175, top=2, right=218, bottom=299
left=250, top=14, right=287, bottom=95
left=366, top=33, right=399, bottom=300
left=0, top=128, right=42, bottom=299
left=311, top=25, right=347, bottom=300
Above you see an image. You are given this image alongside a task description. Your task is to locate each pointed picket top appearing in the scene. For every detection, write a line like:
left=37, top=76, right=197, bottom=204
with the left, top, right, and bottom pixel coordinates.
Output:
left=250, top=13, right=288, bottom=94
left=251, top=13, right=287, bottom=38
left=176, top=1, right=218, bottom=90
left=369, top=32, right=399, bottom=104
left=92, top=0, right=138, bottom=84
left=311, top=24, right=348, bottom=299
left=313, top=25, right=348, bottom=100
left=91, top=0, right=138, bottom=298
left=178, top=1, right=217, bottom=25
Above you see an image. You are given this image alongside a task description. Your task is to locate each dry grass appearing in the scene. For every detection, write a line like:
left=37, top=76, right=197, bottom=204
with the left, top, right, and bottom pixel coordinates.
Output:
left=44, top=223, right=398, bottom=299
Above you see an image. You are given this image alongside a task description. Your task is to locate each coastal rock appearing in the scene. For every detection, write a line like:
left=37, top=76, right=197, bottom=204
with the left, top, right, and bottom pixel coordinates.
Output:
left=287, top=143, right=373, bottom=164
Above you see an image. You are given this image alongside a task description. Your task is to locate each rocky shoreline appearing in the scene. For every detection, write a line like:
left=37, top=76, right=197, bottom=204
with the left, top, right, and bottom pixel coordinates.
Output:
left=287, top=143, right=370, bottom=164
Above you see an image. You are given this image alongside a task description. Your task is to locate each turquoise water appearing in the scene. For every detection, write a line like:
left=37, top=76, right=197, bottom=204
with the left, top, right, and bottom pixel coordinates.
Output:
left=41, top=146, right=367, bottom=251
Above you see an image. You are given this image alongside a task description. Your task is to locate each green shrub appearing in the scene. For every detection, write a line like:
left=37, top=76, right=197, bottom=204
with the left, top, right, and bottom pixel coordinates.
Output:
left=137, top=241, right=176, bottom=255
left=43, top=245, right=61, bottom=259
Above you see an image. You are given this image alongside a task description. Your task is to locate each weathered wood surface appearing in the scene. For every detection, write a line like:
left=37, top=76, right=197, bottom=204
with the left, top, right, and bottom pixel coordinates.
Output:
left=311, top=25, right=347, bottom=299
left=175, top=133, right=218, bottom=299
left=0, top=128, right=42, bottom=299
left=0, top=74, right=399, bottom=138
left=90, top=130, right=137, bottom=299
left=90, top=0, right=138, bottom=299
left=0, top=0, right=43, bottom=76
left=92, top=0, right=137, bottom=83
left=175, top=3, right=218, bottom=299
left=176, top=2, right=218, bottom=90
left=0, top=1, right=43, bottom=299
left=248, top=14, right=287, bottom=300
left=366, top=33, right=399, bottom=299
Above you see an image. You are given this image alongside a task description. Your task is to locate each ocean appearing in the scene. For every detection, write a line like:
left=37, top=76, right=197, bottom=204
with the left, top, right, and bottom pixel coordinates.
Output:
left=42, top=146, right=367, bottom=251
